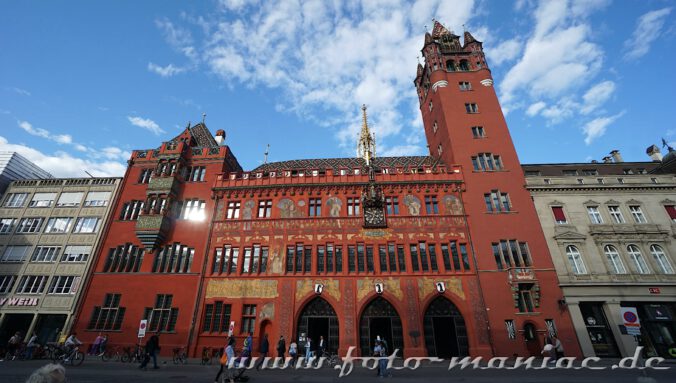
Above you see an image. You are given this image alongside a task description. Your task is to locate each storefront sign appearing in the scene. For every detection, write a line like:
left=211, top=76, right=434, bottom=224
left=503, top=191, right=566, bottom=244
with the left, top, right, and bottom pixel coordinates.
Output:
left=620, top=307, right=641, bottom=336
left=648, top=287, right=660, bottom=294
left=0, top=297, right=39, bottom=306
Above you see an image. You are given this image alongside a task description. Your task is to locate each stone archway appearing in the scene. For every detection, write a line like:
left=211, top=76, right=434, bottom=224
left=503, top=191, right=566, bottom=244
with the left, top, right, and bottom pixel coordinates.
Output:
left=296, top=297, right=339, bottom=353
left=423, top=296, right=469, bottom=357
left=359, top=296, right=403, bottom=356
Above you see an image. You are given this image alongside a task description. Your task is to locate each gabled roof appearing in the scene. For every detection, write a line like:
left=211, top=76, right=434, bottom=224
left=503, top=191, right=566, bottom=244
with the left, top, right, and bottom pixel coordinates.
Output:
left=169, top=122, right=219, bottom=148
left=252, top=156, right=440, bottom=173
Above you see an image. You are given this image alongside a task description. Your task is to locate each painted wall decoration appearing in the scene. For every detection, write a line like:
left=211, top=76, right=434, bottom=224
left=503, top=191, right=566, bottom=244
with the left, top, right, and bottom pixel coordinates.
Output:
left=403, top=194, right=422, bottom=216
left=242, top=199, right=255, bottom=219
left=442, top=195, right=463, bottom=215
left=260, top=302, right=275, bottom=320
left=206, top=279, right=278, bottom=299
left=278, top=198, right=304, bottom=218
left=326, top=196, right=342, bottom=217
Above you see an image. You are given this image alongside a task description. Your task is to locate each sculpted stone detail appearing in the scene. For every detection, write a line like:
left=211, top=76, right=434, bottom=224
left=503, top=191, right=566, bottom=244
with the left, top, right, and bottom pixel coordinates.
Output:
left=295, top=279, right=341, bottom=302
left=417, top=277, right=465, bottom=302
left=206, top=279, right=278, bottom=299
left=403, top=195, right=421, bottom=216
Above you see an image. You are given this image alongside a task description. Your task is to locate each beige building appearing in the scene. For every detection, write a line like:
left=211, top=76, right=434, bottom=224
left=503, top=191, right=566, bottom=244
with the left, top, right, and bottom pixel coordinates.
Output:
left=0, top=177, right=120, bottom=346
left=523, top=150, right=676, bottom=359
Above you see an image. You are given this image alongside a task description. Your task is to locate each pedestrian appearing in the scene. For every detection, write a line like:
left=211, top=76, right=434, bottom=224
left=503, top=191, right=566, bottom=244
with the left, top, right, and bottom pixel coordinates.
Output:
left=98, top=335, right=108, bottom=356
left=139, top=333, right=160, bottom=370
left=317, top=335, right=326, bottom=357
left=378, top=340, right=389, bottom=377
left=7, top=331, right=22, bottom=360
left=289, top=340, right=298, bottom=367
left=541, top=338, right=555, bottom=364
left=373, top=340, right=384, bottom=377
left=25, top=363, right=66, bottom=383
left=304, top=337, right=312, bottom=366
left=256, top=333, right=269, bottom=370
left=91, top=333, right=104, bottom=355
left=25, top=333, right=39, bottom=360
left=215, top=337, right=235, bottom=383
left=276, top=335, right=286, bottom=359
left=552, top=335, right=564, bottom=359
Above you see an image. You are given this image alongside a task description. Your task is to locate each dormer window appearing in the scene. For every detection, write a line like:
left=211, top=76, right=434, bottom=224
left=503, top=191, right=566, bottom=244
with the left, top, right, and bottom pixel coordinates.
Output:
left=459, top=60, right=470, bottom=71
left=446, top=60, right=456, bottom=71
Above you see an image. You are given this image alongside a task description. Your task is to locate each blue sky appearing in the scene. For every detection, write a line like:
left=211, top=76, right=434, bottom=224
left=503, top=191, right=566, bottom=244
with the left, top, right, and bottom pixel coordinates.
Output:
left=0, top=0, right=674, bottom=177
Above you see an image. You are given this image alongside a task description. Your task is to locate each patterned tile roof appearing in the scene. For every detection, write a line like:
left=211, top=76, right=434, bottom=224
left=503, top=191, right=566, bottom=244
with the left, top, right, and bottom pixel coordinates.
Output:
left=252, top=156, right=440, bottom=172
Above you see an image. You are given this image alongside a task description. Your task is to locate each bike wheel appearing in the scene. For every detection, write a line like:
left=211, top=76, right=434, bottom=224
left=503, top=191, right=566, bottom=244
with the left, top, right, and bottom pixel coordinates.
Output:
left=101, top=352, right=109, bottom=362
left=71, top=351, right=85, bottom=366
left=172, top=355, right=180, bottom=364
left=121, top=354, right=130, bottom=363
left=181, top=354, right=188, bottom=364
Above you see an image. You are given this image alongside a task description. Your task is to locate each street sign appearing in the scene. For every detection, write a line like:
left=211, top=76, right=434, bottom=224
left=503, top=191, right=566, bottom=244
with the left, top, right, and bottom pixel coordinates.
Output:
left=620, top=307, right=641, bottom=336
left=228, top=321, right=235, bottom=337
left=138, top=319, right=148, bottom=338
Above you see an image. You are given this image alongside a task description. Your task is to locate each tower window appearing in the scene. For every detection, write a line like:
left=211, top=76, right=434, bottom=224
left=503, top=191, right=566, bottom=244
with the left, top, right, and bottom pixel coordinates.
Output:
left=437, top=144, right=443, bottom=156
left=471, top=126, right=485, bottom=138
left=458, top=82, right=472, bottom=91
left=432, top=121, right=438, bottom=134
left=484, top=190, right=511, bottom=213
left=446, top=60, right=456, bottom=71
left=465, top=103, right=478, bottom=113
left=471, top=153, right=503, bottom=171
left=459, top=60, right=470, bottom=71
left=428, top=101, right=433, bottom=112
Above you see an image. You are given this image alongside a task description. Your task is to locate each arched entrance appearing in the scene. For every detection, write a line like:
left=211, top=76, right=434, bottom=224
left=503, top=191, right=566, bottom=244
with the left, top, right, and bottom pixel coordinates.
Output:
left=423, top=296, right=469, bottom=357
left=296, top=297, right=339, bottom=353
left=359, top=297, right=403, bottom=356
left=523, top=322, right=541, bottom=356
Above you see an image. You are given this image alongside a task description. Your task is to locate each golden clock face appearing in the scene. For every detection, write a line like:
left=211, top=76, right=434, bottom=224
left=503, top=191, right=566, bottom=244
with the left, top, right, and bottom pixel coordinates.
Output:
left=364, top=207, right=385, bottom=226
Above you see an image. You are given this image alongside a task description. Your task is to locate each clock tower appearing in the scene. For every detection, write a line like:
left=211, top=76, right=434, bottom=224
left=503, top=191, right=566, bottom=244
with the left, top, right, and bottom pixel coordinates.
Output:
left=358, top=105, right=387, bottom=228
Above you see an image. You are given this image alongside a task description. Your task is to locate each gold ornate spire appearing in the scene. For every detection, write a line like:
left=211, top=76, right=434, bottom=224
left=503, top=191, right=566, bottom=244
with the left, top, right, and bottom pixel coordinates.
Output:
left=357, top=104, right=376, bottom=165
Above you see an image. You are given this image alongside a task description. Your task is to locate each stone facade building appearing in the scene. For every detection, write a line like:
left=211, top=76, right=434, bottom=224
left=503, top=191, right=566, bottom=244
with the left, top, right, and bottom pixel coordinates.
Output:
left=0, top=177, right=120, bottom=346
left=524, top=155, right=676, bottom=359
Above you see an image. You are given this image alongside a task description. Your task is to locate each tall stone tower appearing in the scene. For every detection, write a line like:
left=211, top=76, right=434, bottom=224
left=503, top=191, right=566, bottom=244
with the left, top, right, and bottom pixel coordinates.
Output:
left=415, top=21, right=581, bottom=357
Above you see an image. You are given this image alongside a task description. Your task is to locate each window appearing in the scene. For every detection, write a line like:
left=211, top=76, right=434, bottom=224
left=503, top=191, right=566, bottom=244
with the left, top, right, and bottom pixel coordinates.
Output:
left=241, top=304, right=256, bottom=334
left=428, top=101, right=433, bottom=112
left=465, top=103, right=478, bottom=113
left=47, top=276, right=77, bottom=294
left=517, top=283, right=535, bottom=313
left=16, top=275, right=49, bottom=294
left=471, top=153, right=503, bottom=171
left=56, top=192, right=83, bottom=207
left=484, top=190, right=511, bottom=213
left=308, top=198, right=322, bottom=217
left=62, top=245, right=91, bottom=262
left=138, top=168, right=153, bottom=184
left=629, top=205, right=647, bottom=223
left=385, top=197, right=399, bottom=215
left=459, top=60, right=470, bottom=71
left=29, top=193, right=57, bottom=208
left=1, top=246, right=31, bottom=262
left=603, top=245, right=626, bottom=274
left=581, top=169, right=598, bottom=176
left=623, top=169, right=634, bottom=175
left=551, top=206, right=567, bottom=224
left=608, top=206, right=625, bottom=224
left=650, top=245, right=674, bottom=274
left=181, top=199, right=206, bottom=221
left=285, top=244, right=308, bottom=274
left=347, top=198, right=360, bottom=216
left=357, top=244, right=366, bottom=272
left=665, top=205, right=676, bottom=222
left=425, top=196, right=439, bottom=215
left=87, top=294, right=125, bottom=331
left=446, top=60, right=456, bottom=71
left=0, top=275, right=17, bottom=293
left=187, top=166, right=206, bottom=182
left=0, top=218, right=16, bottom=234
left=492, top=240, right=531, bottom=270
left=627, top=245, right=650, bottom=274
left=471, top=126, right=485, bottom=138
left=73, top=217, right=100, bottom=233
left=102, top=244, right=144, bottom=273
left=3, top=193, right=28, bottom=207
left=31, top=246, right=60, bottom=262
left=566, top=245, right=587, bottom=274
left=202, top=302, right=232, bottom=333
left=144, top=294, right=179, bottom=333
left=242, top=247, right=252, bottom=273
left=257, top=200, right=272, bottom=218
left=84, top=191, right=111, bottom=207
left=120, top=200, right=144, bottom=220
left=586, top=206, right=603, bottom=224
left=437, top=144, right=443, bottom=155
left=597, top=178, right=605, bottom=184
left=410, top=244, right=420, bottom=272
left=213, top=246, right=241, bottom=275
left=227, top=201, right=241, bottom=219
left=16, top=218, right=44, bottom=233
left=432, top=121, right=438, bottom=133
left=458, top=81, right=472, bottom=91
left=45, top=217, right=73, bottom=233
left=366, top=245, right=375, bottom=272
left=562, top=170, right=578, bottom=176
left=153, top=243, right=194, bottom=273
left=505, top=320, right=516, bottom=339
left=348, top=245, right=356, bottom=272
left=617, top=178, right=624, bottom=184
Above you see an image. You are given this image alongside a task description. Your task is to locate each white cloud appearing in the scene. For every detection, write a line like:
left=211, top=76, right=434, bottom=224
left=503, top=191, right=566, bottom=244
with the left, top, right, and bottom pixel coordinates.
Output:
left=581, top=80, right=615, bottom=114
left=155, top=17, right=198, bottom=63
left=582, top=112, right=625, bottom=145
left=18, top=120, right=73, bottom=145
left=526, top=101, right=546, bottom=116
left=0, top=136, right=125, bottom=177
left=488, top=38, right=522, bottom=66
left=9, top=87, right=31, bottom=96
left=127, top=116, right=165, bottom=135
left=623, top=7, right=673, bottom=61
left=148, top=62, right=186, bottom=77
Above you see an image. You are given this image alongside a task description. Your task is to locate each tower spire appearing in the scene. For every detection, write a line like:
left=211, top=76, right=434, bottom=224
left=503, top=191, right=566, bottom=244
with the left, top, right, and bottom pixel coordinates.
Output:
left=357, top=104, right=376, bottom=166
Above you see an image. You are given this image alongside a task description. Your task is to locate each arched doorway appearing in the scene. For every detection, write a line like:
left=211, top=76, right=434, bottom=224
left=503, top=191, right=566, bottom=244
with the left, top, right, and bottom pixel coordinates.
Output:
left=359, top=297, right=403, bottom=357
left=296, top=297, right=339, bottom=353
left=423, top=296, right=469, bottom=357
left=523, top=322, right=541, bottom=356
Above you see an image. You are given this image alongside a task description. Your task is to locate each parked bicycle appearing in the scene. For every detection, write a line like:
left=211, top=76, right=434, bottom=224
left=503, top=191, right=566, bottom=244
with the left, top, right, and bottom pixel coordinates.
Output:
left=120, top=345, right=144, bottom=363
left=100, top=345, right=121, bottom=362
left=172, top=347, right=187, bottom=364
left=200, top=346, right=216, bottom=365
left=312, top=350, right=340, bottom=367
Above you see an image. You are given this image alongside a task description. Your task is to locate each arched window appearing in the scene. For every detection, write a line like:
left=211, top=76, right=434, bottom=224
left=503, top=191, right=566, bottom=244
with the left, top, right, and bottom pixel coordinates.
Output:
left=459, top=59, right=470, bottom=71
left=603, top=245, right=626, bottom=274
left=650, top=244, right=674, bottom=274
left=446, top=60, right=456, bottom=71
left=627, top=245, right=650, bottom=274
left=565, top=245, right=587, bottom=274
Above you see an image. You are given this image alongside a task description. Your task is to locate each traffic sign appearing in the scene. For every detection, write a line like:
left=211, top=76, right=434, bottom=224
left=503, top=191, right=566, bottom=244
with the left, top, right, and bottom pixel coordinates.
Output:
left=620, top=307, right=641, bottom=336
left=138, top=319, right=148, bottom=338
left=228, top=321, right=235, bottom=337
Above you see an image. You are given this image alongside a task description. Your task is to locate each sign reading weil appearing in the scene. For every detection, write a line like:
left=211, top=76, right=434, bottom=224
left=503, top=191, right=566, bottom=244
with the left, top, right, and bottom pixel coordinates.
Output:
left=0, top=297, right=39, bottom=306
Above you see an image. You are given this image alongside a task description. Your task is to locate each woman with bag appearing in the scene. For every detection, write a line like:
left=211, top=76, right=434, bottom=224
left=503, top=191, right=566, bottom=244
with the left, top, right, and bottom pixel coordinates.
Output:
left=214, top=337, right=236, bottom=383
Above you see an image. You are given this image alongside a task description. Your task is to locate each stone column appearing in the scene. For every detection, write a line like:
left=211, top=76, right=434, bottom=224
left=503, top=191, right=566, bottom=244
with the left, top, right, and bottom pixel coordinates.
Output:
left=24, top=314, right=39, bottom=342
left=604, top=302, right=635, bottom=357
left=567, top=302, right=595, bottom=357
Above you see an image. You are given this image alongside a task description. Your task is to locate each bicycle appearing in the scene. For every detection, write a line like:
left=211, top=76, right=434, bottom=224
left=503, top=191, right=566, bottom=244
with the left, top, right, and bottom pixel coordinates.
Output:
left=173, top=347, right=187, bottom=364
left=200, top=346, right=215, bottom=365
left=52, top=345, right=85, bottom=366
left=313, top=350, right=340, bottom=367
left=100, top=345, right=121, bottom=362
left=121, top=345, right=144, bottom=363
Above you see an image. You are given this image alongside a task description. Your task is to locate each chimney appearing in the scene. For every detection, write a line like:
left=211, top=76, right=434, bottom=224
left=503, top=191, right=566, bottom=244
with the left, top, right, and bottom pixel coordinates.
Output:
left=602, top=156, right=613, bottom=163
left=215, top=129, right=226, bottom=146
left=646, top=144, right=662, bottom=161
left=610, top=150, right=623, bottom=163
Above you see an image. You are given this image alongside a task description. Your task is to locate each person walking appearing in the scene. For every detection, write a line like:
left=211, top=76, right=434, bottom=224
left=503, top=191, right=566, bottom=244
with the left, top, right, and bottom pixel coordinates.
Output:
left=288, top=340, right=298, bottom=367
left=378, top=340, right=389, bottom=378
left=91, top=333, right=104, bottom=355
left=317, top=336, right=326, bottom=357
left=139, top=333, right=160, bottom=370
left=541, top=338, right=556, bottom=364
left=304, top=337, right=312, bottom=366
left=215, top=337, right=235, bottom=383
left=256, top=333, right=269, bottom=370
left=552, top=335, right=564, bottom=359
left=373, top=340, right=384, bottom=377
left=7, top=332, right=22, bottom=360
left=98, top=335, right=108, bottom=356
left=276, top=336, right=286, bottom=360
left=25, top=333, right=39, bottom=360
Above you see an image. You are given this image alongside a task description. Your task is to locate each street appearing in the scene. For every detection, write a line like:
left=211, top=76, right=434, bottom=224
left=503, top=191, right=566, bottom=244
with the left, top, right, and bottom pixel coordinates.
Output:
left=1, top=357, right=676, bottom=383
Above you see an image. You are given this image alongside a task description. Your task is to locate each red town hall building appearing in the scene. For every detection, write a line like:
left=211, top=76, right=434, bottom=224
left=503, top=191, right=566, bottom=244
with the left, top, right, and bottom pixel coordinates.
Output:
left=73, top=22, right=582, bottom=359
